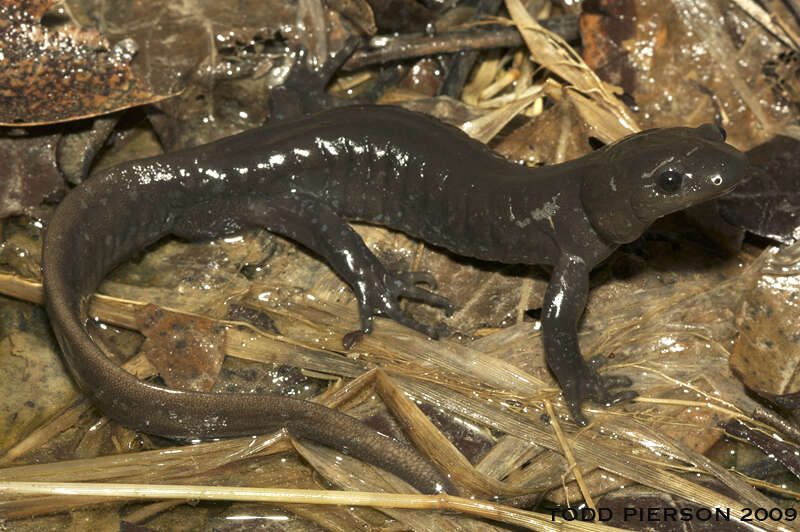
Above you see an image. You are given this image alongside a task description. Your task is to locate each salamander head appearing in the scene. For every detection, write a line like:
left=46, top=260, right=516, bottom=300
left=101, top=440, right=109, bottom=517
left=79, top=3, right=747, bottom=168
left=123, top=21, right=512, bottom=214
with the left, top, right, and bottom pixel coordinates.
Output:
left=581, top=124, right=748, bottom=244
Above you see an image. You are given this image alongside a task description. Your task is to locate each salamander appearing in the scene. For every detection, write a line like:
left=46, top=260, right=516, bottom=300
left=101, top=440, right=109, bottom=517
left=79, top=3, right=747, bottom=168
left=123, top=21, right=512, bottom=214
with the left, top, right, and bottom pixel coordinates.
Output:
left=41, top=104, right=748, bottom=494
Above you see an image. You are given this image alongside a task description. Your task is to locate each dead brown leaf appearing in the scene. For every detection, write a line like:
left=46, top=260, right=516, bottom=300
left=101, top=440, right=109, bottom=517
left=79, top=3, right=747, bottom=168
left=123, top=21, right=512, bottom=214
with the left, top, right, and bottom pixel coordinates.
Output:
left=68, top=0, right=300, bottom=148
left=579, top=0, right=793, bottom=147
left=731, top=244, right=800, bottom=394
left=137, top=305, right=227, bottom=392
left=0, top=130, right=63, bottom=217
left=0, top=0, right=166, bottom=125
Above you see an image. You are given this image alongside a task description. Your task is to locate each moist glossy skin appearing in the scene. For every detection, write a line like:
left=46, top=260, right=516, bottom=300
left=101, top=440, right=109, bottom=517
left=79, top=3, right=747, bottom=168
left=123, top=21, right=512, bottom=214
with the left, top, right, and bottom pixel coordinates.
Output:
left=42, top=105, right=748, bottom=494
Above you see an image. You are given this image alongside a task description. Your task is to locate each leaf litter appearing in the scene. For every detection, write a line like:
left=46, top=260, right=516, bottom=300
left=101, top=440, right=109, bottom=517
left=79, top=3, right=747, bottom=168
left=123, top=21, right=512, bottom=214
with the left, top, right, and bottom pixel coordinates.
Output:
left=1, top=0, right=800, bottom=530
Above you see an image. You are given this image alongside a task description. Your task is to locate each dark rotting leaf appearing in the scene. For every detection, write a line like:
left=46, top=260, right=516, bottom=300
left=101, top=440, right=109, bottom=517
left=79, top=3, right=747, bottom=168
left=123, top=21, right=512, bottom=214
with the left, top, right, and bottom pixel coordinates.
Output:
left=717, top=136, right=800, bottom=244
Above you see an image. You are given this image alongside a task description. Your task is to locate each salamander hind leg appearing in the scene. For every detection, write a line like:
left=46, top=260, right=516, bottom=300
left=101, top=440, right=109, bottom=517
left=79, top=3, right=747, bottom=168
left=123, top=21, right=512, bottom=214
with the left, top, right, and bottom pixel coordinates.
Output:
left=588, top=354, right=635, bottom=390
left=349, top=266, right=455, bottom=341
left=214, top=194, right=454, bottom=347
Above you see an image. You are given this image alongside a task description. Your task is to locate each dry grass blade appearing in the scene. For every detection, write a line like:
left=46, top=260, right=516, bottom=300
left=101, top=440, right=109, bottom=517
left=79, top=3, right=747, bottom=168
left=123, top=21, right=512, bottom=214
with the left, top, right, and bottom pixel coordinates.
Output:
left=0, top=481, right=636, bottom=531
left=460, top=86, right=543, bottom=142
left=732, top=0, right=800, bottom=52
left=0, top=273, right=43, bottom=305
left=504, top=0, right=639, bottom=137
left=0, top=272, right=365, bottom=380
left=671, top=0, right=775, bottom=132
left=542, top=401, right=594, bottom=510
left=374, top=370, right=532, bottom=497
left=0, top=433, right=294, bottom=518
left=294, top=440, right=478, bottom=531
left=401, top=378, right=791, bottom=532
left=0, top=432, right=292, bottom=485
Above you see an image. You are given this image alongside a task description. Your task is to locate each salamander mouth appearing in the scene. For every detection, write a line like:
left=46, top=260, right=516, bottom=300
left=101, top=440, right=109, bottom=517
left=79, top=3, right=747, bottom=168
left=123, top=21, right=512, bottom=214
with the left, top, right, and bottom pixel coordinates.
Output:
left=630, top=196, right=650, bottom=226
left=718, top=180, right=739, bottom=195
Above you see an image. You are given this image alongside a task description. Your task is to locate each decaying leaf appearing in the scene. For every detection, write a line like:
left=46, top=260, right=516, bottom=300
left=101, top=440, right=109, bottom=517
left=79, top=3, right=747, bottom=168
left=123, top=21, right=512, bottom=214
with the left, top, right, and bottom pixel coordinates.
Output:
left=577, top=0, right=792, bottom=147
left=505, top=0, right=639, bottom=141
left=367, top=0, right=435, bottom=33
left=494, top=96, right=592, bottom=166
left=0, top=130, right=63, bottom=217
left=731, top=242, right=800, bottom=394
left=0, top=0, right=166, bottom=125
left=68, top=0, right=301, bottom=148
left=718, top=136, right=800, bottom=244
left=327, top=0, right=377, bottom=35
left=580, top=0, right=637, bottom=95
left=137, top=305, right=227, bottom=392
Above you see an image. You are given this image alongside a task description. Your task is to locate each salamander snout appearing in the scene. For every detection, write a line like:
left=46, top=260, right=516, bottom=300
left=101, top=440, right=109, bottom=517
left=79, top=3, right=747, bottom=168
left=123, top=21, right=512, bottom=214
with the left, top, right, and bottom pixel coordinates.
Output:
left=696, top=137, right=749, bottom=194
left=627, top=125, right=749, bottom=224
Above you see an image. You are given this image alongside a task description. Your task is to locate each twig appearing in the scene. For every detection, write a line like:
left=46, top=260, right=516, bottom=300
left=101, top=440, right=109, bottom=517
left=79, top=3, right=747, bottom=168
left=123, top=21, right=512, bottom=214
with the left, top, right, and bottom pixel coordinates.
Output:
left=342, top=17, right=578, bottom=72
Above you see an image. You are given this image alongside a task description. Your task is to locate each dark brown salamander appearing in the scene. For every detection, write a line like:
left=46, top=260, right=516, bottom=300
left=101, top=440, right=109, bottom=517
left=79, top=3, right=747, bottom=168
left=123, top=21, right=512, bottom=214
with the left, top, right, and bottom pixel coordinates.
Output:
left=42, top=105, right=748, bottom=493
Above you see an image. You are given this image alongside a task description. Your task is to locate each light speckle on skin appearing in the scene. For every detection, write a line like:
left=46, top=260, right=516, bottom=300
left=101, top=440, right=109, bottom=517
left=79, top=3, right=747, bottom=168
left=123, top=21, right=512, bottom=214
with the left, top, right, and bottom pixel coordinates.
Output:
left=642, top=156, right=676, bottom=179
left=315, top=137, right=340, bottom=156
left=134, top=162, right=175, bottom=185
left=205, top=168, right=226, bottom=180
left=531, top=193, right=560, bottom=221
left=508, top=203, right=531, bottom=228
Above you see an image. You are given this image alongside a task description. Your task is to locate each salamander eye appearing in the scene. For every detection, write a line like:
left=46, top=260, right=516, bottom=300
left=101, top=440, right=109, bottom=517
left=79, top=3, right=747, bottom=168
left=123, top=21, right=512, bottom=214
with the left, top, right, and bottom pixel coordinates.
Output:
left=656, top=170, right=684, bottom=194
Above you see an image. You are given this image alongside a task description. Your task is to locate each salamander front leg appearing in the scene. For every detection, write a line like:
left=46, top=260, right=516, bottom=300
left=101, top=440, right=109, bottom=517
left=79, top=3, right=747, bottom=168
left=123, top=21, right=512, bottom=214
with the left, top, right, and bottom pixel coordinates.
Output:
left=269, top=37, right=361, bottom=120
left=542, top=254, right=636, bottom=425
